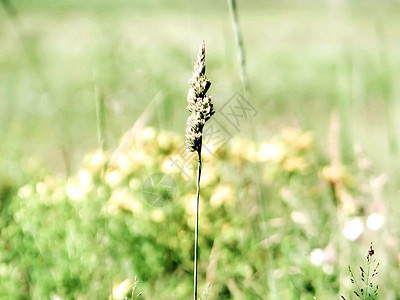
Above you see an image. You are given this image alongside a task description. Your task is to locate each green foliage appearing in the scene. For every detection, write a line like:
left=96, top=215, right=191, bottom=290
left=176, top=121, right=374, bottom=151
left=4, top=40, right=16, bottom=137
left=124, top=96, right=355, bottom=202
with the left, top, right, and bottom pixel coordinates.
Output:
left=0, top=128, right=355, bottom=298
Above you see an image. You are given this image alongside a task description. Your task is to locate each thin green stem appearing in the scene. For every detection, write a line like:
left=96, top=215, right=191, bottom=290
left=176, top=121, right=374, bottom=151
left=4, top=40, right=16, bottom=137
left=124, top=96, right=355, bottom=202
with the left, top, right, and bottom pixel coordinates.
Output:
left=93, top=72, right=111, bottom=295
left=375, top=22, right=398, bottom=159
left=1, top=0, right=20, bottom=33
left=194, top=147, right=202, bottom=300
left=364, top=257, right=372, bottom=300
left=94, top=78, right=106, bottom=155
left=227, top=1, right=273, bottom=294
left=227, top=0, right=249, bottom=95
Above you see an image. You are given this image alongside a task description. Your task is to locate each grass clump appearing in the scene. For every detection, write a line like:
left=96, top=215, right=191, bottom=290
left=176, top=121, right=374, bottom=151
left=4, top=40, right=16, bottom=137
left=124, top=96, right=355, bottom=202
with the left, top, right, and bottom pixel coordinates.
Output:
left=342, top=244, right=379, bottom=300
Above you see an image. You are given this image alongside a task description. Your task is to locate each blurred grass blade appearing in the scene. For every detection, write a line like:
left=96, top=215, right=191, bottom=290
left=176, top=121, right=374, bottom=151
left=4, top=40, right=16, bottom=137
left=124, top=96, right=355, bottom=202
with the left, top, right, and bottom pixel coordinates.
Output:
left=227, top=0, right=249, bottom=95
left=375, top=22, right=398, bottom=158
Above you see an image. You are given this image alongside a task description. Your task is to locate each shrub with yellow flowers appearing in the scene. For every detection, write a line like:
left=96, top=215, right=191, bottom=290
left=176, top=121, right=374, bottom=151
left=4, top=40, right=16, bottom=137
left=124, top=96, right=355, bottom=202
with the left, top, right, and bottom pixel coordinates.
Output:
left=0, top=127, right=373, bottom=299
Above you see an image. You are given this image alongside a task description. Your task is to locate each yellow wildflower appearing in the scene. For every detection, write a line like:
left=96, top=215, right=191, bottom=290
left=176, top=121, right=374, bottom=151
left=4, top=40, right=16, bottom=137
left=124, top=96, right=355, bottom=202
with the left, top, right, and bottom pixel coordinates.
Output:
left=89, top=150, right=106, bottom=170
left=105, top=170, right=123, bottom=187
left=295, top=131, right=313, bottom=151
left=109, top=189, right=142, bottom=215
left=282, top=157, right=307, bottom=172
left=210, top=185, right=233, bottom=207
left=66, top=181, right=85, bottom=201
left=185, top=193, right=202, bottom=215
left=35, top=182, right=49, bottom=196
left=320, top=165, right=343, bottom=184
left=78, top=169, right=92, bottom=190
left=116, top=154, right=133, bottom=174
left=151, top=209, right=165, bottom=223
left=257, top=142, right=284, bottom=162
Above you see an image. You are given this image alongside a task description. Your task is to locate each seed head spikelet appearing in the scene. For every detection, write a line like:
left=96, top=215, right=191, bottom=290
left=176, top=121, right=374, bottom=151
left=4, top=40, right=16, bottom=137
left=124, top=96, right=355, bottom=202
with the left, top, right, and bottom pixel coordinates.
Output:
left=185, top=41, right=215, bottom=153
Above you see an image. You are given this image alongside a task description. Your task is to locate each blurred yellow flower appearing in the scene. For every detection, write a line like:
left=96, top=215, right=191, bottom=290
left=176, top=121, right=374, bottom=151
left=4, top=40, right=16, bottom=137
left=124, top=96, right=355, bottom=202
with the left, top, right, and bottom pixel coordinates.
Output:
left=281, top=128, right=301, bottom=142
left=124, top=199, right=142, bottom=215
left=116, top=154, right=133, bottom=174
left=90, top=150, right=106, bottom=169
left=257, top=142, right=284, bottom=162
left=52, top=186, right=65, bottom=202
left=141, top=127, right=156, bottom=142
left=201, top=164, right=218, bottom=185
left=135, top=127, right=157, bottom=151
left=295, top=131, right=313, bottom=151
left=222, top=222, right=232, bottom=233
left=112, top=279, right=132, bottom=300
left=185, top=193, right=202, bottom=215
left=78, top=169, right=92, bottom=190
left=66, top=181, right=85, bottom=201
left=282, top=157, right=307, bottom=172
left=18, top=184, right=34, bottom=199
left=36, top=182, right=49, bottom=196
left=151, top=209, right=165, bottom=223
left=210, top=185, right=233, bottom=207
left=109, top=189, right=142, bottom=215
left=231, top=139, right=256, bottom=163
left=129, top=178, right=141, bottom=190
left=320, top=165, right=343, bottom=183
left=105, top=170, right=123, bottom=187
left=129, top=149, right=148, bottom=167
left=161, top=157, right=181, bottom=175
left=214, top=144, right=229, bottom=160
left=157, top=132, right=178, bottom=152
left=244, top=143, right=257, bottom=162
left=202, top=145, right=214, bottom=161
left=44, top=175, right=57, bottom=190
left=162, top=154, right=196, bottom=180
left=290, top=211, right=309, bottom=225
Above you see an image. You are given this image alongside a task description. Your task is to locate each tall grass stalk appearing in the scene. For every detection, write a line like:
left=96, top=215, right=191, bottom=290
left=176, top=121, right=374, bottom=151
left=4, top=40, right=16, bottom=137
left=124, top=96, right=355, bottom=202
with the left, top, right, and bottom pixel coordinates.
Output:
left=185, top=41, right=215, bottom=300
left=226, top=1, right=275, bottom=294
left=226, top=1, right=277, bottom=296
left=227, top=0, right=249, bottom=95
left=93, top=72, right=111, bottom=295
left=94, top=72, right=107, bottom=155
left=375, top=22, right=398, bottom=161
left=327, top=110, right=348, bottom=292
left=227, top=0, right=267, bottom=223
left=337, top=53, right=354, bottom=164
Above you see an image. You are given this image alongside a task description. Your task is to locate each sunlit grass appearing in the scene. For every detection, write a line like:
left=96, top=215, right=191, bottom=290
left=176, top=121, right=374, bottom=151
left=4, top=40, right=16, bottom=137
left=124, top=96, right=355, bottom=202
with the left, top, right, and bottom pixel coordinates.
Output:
left=1, top=1, right=400, bottom=299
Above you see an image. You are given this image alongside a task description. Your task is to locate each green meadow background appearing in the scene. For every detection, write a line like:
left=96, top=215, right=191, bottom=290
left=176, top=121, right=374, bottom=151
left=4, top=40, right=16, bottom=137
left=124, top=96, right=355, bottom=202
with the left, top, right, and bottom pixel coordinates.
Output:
left=1, top=0, right=400, bottom=299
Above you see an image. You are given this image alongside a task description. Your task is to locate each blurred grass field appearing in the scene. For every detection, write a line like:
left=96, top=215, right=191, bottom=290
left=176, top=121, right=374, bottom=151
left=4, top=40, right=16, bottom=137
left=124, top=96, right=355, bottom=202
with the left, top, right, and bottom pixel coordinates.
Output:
left=1, top=0, right=400, bottom=299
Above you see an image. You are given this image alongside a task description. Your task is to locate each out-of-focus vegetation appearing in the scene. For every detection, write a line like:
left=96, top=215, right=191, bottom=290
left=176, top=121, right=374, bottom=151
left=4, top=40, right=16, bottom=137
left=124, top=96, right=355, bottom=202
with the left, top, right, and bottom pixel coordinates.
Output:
left=0, top=127, right=381, bottom=298
left=1, top=0, right=400, bottom=299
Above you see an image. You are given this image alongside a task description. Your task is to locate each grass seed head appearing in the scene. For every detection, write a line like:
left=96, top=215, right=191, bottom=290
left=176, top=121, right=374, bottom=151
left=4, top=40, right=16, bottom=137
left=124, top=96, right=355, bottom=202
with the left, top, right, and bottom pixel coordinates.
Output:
left=185, top=41, right=215, bottom=153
